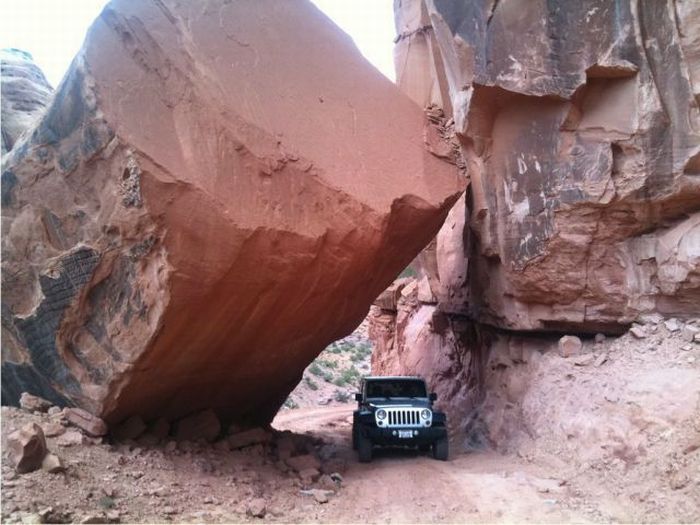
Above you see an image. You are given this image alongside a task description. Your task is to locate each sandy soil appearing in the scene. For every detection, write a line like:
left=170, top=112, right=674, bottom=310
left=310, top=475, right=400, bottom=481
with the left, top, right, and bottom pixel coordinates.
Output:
left=2, top=320, right=698, bottom=524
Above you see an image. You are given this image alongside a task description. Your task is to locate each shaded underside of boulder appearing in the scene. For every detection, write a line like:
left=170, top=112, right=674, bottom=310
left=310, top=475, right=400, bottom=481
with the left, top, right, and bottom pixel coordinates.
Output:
left=1, top=0, right=464, bottom=424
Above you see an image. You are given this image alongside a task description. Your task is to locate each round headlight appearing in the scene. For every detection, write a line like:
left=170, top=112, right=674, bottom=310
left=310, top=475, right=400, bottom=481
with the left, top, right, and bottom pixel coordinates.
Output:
left=420, top=409, right=431, bottom=419
left=376, top=409, right=387, bottom=420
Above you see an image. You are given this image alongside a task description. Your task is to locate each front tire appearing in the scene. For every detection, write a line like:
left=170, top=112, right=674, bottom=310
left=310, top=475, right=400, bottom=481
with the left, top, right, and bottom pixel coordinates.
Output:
left=352, top=424, right=359, bottom=450
left=433, top=437, right=448, bottom=461
left=358, top=433, right=373, bottom=463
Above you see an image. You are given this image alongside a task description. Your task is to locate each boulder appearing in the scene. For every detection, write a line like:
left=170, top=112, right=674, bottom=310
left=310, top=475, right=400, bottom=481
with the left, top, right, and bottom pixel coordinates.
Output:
left=174, top=409, right=220, bottom=442
left=41, top=453, right=66, bottom=474
left=147, top=418, right=170, bottom=440
left=558, top=336, right=583, bottom=358
left=0, top=49, right=53, bottom=156
left=42, top=422, right=66, bottom=438
left=246, top=498, right=267, bottom=519
left=63, top=408, right=108, bottom=437
left=112, top=415, right=147, bottom=441
left=228, top=428, right=272, bottom=450
left=664, top=319, right=681, bottom=332
left=19, top=392, right=52, bottom=413
left=682, top=324, right=700, bottom=342
left=302, top=489, right=332, bottom=504
left=57, top=430, right=87, bottom=447
left=0, top=0, right=463, bottom=425
left=285, top=453, right=321, bottom=473
left=7, top=423, right=47, bottom=473
left=298, top=467, right=321, bottom=485
left=629, top=326, right=647, bottom=339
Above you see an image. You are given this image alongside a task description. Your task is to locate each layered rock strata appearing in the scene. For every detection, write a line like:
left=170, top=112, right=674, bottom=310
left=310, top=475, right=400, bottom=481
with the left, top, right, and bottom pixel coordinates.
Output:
left=394, top=0, right=700, bottom=332
left=373, top=0, right=700, bottom=432
left=1, top=0, right=464, bottom=424
left=1, top=49, right=53, bottom=157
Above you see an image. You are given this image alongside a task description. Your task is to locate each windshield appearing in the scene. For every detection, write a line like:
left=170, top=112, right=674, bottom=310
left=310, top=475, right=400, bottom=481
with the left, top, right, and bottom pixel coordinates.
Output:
left=365, top=379, right=427, bottom=398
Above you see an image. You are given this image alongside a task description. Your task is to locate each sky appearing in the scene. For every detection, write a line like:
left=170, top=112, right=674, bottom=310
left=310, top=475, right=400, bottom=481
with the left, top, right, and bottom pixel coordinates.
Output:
left=0, top=0, right=395, bottom=88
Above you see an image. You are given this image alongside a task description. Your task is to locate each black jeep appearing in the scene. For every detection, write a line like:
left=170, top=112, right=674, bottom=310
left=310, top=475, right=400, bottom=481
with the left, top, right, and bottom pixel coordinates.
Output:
left=352, top=376, right=448, bottom=462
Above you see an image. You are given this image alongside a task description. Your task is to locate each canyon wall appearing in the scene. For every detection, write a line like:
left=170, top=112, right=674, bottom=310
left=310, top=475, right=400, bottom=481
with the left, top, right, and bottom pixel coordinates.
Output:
left=373, top=0, right=700, bottom=435
left=1, top=0, right=464, bottom=426
left=1, top=49, right=53, bottom=157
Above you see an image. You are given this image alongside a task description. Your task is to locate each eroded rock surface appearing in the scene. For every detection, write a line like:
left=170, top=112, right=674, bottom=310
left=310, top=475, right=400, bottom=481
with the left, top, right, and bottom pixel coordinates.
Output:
left=371, top=0, right=700, bottom=438
left=0, top=49, right=53, bottom=157
left=1, top=0, right=463, bottom=425
left=394, top=0, right=700, bottom=332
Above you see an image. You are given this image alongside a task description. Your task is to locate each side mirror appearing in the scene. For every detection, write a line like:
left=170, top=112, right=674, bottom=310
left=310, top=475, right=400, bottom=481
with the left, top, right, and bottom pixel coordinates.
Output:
left=429, top=392, right=438, bottom=401
left=354, top=393, right=362, bottom=402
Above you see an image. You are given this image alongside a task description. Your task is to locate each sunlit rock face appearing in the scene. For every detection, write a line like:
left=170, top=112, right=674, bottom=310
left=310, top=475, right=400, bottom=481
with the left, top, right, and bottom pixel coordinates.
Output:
left=393, top=0, right=700, bottom=333
left=0, top=0, right=464, bottom=424
left=369, top=0, right=700, bottom=433
left=1, top=49, right=53, bottom=156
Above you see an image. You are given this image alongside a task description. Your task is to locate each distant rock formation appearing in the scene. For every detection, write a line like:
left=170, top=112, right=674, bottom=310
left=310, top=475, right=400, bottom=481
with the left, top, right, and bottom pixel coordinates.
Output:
left=1, top=0, right=464, bottom=425
left=372, top=0, right=700, bottom=430
left=1, top=49, right=53, bottom=156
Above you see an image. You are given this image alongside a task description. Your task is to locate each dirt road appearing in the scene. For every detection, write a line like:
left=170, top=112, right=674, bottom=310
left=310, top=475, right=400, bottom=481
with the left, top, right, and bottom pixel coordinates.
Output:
left=273, top=405, right=589, bottom=523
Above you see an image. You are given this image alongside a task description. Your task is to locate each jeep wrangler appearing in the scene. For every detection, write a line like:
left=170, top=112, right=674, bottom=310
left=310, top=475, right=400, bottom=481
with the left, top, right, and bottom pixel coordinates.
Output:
left=352, top=376, right=448, bottom=462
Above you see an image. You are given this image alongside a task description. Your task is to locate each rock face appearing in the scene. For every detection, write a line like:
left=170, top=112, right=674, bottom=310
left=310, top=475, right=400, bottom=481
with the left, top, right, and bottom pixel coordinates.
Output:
left=1, top=0, right=463, bottom=425
left=394, top=0, right=700, bottom=332
left=1, top=49, right=53, bottom=157
left=372, top=0, right=700, bottom=432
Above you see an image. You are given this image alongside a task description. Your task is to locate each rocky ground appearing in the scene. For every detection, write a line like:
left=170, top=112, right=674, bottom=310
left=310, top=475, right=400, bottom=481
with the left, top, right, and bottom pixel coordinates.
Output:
left=1, top=318, right=698, bottom=524
left=283, top=319, right=372, bottom=409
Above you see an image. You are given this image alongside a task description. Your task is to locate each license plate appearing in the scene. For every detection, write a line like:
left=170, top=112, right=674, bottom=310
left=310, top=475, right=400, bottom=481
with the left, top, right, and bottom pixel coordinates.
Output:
left=398, top=430, right=413, bottom=439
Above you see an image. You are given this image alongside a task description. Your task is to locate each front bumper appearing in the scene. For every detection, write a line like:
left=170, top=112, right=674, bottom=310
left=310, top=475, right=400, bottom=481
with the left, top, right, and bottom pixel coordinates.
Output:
left=362, top=425, right=447, bottom=446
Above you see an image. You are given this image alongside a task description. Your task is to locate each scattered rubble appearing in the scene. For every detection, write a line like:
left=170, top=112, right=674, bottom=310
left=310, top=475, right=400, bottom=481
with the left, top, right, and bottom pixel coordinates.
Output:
left=63, top=409, right=108, bottom=437
left=19, top=394, right=52, bottom=414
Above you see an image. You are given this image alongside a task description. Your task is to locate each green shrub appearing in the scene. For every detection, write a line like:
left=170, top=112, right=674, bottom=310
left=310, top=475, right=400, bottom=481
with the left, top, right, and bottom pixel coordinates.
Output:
left=318, top=359, right=337, bottom=369
left=328, top=344, right=342, bottom=354
left=305, top=377, right=318, bottom=391
left=334, top=390, right=350, bottom=402
left=283, top=398, right=299, bottom=409
left=309, top=363, right=323, bottom=376
left=335, top=366, right=360, bottom=387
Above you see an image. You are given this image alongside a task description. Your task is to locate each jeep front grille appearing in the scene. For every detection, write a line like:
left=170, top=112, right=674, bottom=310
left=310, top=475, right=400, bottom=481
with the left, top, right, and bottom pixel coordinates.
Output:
left=376, top=407, right=431, bottom=428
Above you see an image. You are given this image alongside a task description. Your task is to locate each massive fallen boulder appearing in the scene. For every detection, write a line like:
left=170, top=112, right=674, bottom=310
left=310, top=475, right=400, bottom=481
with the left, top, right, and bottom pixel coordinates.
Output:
left=1, top=49, right=53, bottom=157
left=1, top=0, right=464, bottom=424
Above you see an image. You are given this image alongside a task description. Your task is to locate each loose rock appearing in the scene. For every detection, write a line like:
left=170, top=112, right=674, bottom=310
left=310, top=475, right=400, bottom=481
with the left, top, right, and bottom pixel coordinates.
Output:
left=112, top=415, right=147, bottom=441
left=7, top=423, right=47, bottom=473
left=41, top=454, right=66, bottom=474
left=229, top=428, right=272, bottom=450
left=557, top=336, right=582, bottom=358
left=629, top=325, right=647, bottom=339
left=246, top=498, right=267, bottom=518
left=57, top=430, right=87, bottom=447
left=42, top=422, right=66, bottom=438
left=286, top=454, right=322, bottom=473
left=19, top=393, right=52, bottom=413
left=63, top=408, right=108, bottom=437
left=175, top=409, right=221, bottom=442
